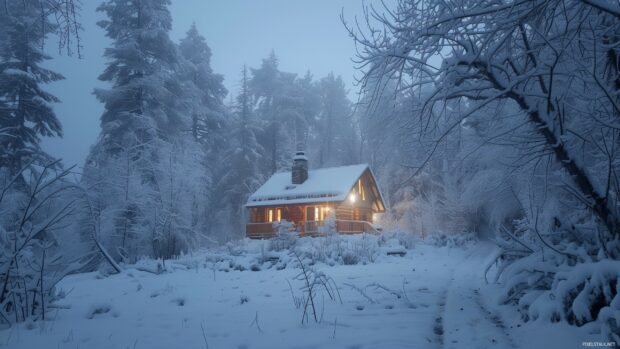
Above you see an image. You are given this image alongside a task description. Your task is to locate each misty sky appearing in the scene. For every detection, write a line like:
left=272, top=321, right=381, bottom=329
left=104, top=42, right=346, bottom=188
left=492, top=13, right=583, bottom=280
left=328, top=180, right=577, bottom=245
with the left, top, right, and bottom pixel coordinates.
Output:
left=42, top=0, right=385, bottom=170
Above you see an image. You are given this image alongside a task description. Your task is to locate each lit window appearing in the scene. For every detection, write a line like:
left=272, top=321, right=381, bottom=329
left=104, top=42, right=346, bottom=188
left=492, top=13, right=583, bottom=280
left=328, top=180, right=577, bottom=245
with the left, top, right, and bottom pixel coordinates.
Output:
left=315, top=207, right=319, bottom=221
left=268, top=209, right=274, bottom=222
left=358, top=179, right=366, bottom=201
left=277, top=208, right=282, bottom=221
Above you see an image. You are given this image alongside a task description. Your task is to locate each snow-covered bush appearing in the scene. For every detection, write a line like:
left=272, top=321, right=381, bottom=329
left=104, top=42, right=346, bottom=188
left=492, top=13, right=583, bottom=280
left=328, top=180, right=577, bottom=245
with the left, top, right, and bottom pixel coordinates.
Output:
left=196, top=233, right=416, bottom=273
left=378, top=230, right=416, bottom=249
left=490, top=217, right=620, bottom=341
left=426, top=232, right=477, bottom=248
left=295, top=234, right=381, bottom=266
left=318, top=212, right=337, bottom=236
left=269, top=220, right=297, bottom=251
left=498, top=254, right=620, bottom=343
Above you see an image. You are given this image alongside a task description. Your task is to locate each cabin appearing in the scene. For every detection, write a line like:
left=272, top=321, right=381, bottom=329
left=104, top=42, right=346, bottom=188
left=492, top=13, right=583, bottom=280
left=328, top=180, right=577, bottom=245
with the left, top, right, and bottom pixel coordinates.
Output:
left=245, top=151, right=386, bottom=238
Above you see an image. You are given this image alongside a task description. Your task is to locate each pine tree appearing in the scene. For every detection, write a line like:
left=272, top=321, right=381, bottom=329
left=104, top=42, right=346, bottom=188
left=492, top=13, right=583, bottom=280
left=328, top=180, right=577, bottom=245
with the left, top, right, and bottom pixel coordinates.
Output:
left=178, top=23, right=227, bottom=146
left=84, top=0, right=192, bottom=261
left=0, top=1, right=64, bottom=177
left=312, top=73, right=355, bottom=167
left=250, top=51, right=285, bottom=175
left=296, top=71, right=320, bottom=149
left=219, top=66, right=263, bottom=234
left=93, top=0, right=181, bottom=156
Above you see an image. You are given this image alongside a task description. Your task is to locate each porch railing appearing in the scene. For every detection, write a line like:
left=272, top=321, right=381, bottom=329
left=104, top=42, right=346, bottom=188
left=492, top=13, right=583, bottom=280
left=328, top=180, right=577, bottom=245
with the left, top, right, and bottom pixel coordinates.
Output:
left=246, top=222, right=276, bottom=239
left=246, top=220, right=379, bottom=238
left=305, top=220, right=380, bottom=235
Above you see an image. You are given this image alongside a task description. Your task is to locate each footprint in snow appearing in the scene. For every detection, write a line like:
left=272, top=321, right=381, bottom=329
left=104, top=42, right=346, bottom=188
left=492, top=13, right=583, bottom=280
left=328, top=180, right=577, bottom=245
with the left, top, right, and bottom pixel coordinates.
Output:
left=87, top=304, right=115, bottom=319
left=172, top=297, right=186, bottom=306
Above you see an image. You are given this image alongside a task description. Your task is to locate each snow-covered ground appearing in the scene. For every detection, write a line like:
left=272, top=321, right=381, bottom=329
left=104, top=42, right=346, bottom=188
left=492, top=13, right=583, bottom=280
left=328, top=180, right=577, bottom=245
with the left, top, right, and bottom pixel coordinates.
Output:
left=0, top=235, right=601, bottom=349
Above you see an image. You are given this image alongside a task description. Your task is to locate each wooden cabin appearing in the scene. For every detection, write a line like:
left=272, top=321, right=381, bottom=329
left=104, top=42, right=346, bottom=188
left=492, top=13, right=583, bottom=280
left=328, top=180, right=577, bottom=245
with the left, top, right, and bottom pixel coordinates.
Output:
left=245, top=151, right=386, bottom=238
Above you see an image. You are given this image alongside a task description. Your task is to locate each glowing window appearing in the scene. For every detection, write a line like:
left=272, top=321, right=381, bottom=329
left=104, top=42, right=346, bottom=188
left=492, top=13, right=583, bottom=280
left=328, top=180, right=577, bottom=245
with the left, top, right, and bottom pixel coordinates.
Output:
left=358, top=179, right=366, bottom=201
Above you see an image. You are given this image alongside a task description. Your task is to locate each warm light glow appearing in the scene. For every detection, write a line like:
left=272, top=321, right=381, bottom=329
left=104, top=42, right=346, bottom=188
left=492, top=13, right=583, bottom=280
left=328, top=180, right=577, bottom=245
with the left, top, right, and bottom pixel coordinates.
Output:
left=309, top=206, right=332, bottom=221
left=349, top=193, right=357, bottom=203
left=268, top=209, right=274, bottom=222
left=359, top=179, right=366, bottom=201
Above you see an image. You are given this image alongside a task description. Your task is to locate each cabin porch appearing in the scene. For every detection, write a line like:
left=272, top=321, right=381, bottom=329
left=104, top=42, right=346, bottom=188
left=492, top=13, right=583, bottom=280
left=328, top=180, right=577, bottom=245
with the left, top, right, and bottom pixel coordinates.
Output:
left=245, top=204, right=380, bottom=239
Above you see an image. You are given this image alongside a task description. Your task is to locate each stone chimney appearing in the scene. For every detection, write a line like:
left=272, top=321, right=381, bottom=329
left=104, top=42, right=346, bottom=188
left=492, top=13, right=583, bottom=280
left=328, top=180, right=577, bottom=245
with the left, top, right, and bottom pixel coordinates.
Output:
left=292, top=151, right=308, bottom=184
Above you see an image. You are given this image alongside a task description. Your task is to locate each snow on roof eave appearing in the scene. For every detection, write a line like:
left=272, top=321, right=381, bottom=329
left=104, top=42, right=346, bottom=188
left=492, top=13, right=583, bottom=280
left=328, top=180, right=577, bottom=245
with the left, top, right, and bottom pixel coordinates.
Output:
left=244, top=195, right=347, bottom=207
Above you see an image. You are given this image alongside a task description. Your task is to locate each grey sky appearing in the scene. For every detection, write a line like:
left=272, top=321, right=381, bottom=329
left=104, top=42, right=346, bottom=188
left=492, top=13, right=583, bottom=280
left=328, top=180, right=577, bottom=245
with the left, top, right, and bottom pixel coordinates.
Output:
left=41, top=0, right=381, bottom=170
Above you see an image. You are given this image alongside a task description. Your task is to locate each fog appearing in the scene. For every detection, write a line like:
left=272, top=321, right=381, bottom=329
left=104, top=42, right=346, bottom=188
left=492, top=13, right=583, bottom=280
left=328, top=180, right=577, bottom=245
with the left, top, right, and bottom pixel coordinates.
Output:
left=42, top=0, right=371, bottom=169
left=2, top=1, right=619, bottom=347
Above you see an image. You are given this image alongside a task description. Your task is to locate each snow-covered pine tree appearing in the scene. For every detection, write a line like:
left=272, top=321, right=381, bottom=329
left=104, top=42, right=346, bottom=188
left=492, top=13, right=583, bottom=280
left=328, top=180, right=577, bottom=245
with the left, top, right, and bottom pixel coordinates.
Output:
left=312, top=73, right=356, bottom=167
left=93, top=0, right=181, bottom=157
left=177, top=24, right=229, bottom=239
left=249, top=51, right=289, bottom=175
left=83, top=0, right=193, bottom=261
left=0, top=1, right=64, bottom=180
left=218, top=66, right=264, bottom=235
left=178, top=23, right=227, bottom=146
left=275, top=71, right=316, bottom=161
left=295, top=71, right=320, bottom=149
left=249, top=52, right=326, bottom=175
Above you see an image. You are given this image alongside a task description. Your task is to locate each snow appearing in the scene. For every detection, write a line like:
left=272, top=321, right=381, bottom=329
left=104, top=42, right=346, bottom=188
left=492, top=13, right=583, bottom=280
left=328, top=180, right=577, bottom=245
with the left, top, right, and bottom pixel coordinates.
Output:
left=246, top=164, right=369, bottom=207
left=293, top=153, right=308, bottom=161
left=2, top=68, right=35, bottom=80
left=0, top=235, right=603, bottom=349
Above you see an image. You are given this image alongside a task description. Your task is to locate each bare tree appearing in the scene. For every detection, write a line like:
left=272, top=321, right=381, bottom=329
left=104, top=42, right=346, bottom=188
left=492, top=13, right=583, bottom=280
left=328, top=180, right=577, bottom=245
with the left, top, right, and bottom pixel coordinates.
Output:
left=346, top=0, right=620, bottom=255
left=0, top=161, right=75, bottom=324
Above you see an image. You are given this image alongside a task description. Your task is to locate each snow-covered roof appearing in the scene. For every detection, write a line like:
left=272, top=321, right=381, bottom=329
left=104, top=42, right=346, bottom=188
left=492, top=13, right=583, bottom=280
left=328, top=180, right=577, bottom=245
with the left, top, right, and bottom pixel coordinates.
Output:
left=246, top=164, right=370, bottom=207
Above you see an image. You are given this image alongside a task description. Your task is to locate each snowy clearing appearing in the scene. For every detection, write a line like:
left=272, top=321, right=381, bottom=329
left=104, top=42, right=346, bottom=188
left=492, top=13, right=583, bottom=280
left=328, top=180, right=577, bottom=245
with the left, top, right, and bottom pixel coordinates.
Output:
left=0, top=237, right=601, bottom=349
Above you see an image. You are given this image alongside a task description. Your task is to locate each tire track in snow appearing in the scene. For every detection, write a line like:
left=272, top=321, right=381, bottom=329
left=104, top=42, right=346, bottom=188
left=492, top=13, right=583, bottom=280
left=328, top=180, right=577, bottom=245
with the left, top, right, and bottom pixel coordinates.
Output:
left=433, top=288, right=447, bottom=347
left=473, top=288, right=516, bottom=348
left=432, top=269, right=457, bottom=348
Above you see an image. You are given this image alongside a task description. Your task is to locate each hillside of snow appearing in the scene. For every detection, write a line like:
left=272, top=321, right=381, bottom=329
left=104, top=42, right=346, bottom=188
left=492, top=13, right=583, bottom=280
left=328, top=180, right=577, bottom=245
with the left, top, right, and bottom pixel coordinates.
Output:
left=0, top=235, right=602, bottom=349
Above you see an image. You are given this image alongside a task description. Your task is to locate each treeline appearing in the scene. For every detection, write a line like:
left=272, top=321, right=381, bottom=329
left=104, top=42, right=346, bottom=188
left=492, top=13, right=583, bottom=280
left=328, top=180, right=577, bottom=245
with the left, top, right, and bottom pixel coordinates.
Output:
left=0, top=0, right=363, bottom=325
left=81, top=1, right=359, bottom=261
